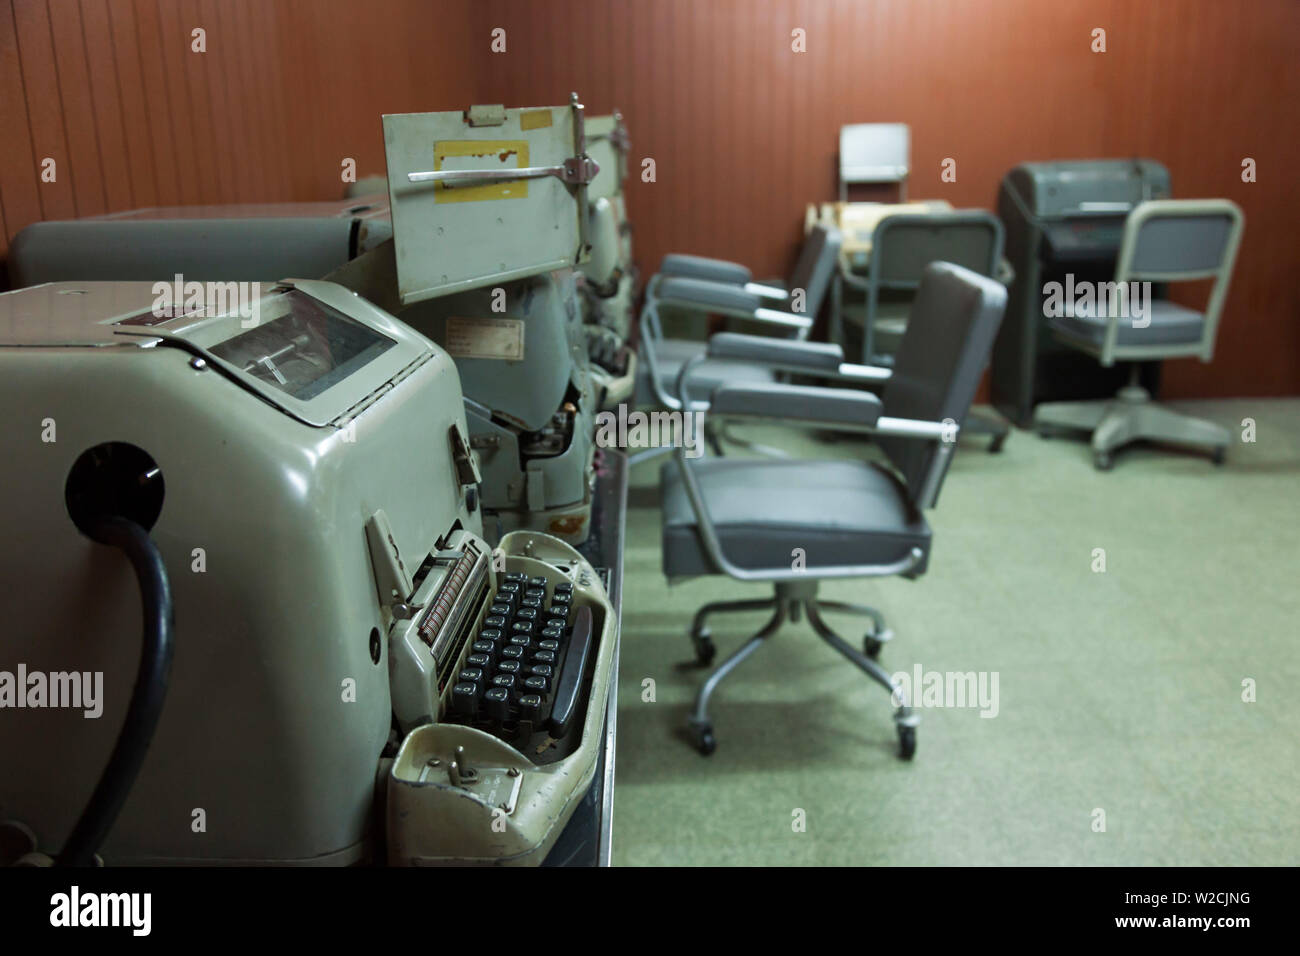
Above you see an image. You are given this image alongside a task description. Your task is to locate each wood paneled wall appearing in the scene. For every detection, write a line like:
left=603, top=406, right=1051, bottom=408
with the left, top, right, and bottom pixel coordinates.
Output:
left=0, top=0, right=478, bottom=242
left=2, top=0, right=1297, bottom=396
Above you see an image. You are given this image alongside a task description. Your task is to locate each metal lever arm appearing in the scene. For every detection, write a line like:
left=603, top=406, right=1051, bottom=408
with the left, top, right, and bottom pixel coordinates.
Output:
left=407, top=156, right=599, bottom=188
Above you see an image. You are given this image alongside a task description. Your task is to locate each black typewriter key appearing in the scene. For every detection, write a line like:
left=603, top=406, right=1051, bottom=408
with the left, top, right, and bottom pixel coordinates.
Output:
left=499, top=579, right=523, bottom=592
left=512, top=620, right=535, bottom=634
left=533, top=649, right=557, bottom=664
left=509, top=634, right=532, bottom=648
left=517, top=694, right=542, bottom=722
left=479, top=627, right=503, bottom=642
left=501, top=645, right=525, bottom=661
left=541, top=626, right=563, bottom=641
left=554, top=581, right=574, bottom=594
left=521, top=595, right=543, bottom=609
left=492, top=673, right=517, bottom=690
left=466, top=653, right=491, bottom=670
left=484, top=615, right=507, bottom=629
left=484, top=687, right=510, bottom=720
left=537, top=640, right=560, bottom=654
left=497, top=659, right=521, bottom=674
left=489, top=602, right=512, bottom=616
left=528, top=576, right=547, bottom=588
left=551, top=590, right=572, bottom=604
left=451, top=683, right=479, bottom=717
left=523, top=675, right=548, bottom=694
left=504, top=571, right=527, bottom=582
left=458, top=667, right=484, bottom=687
left=516, top=606, right=538, bottom=620
left=530, top=663, right=554, bottom=679
left=471, top=641, right=497, bottom=661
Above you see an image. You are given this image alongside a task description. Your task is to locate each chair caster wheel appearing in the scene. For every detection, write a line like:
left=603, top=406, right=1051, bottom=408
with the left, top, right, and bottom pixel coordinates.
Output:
left=1093, top=451, right=1113, bottom=471
left=862, top=626, right=892, bottom=659
left=989, top=434, right=1007, bottom=454
left=894, top=707, right=918, bottom=760
left=897, top=724, right=916, bottom=760
left=1213, top=446, right=1226, bottom=465
left=692, top=633, right=716, bottom=666
left=690, top=723, right=716, bottom=756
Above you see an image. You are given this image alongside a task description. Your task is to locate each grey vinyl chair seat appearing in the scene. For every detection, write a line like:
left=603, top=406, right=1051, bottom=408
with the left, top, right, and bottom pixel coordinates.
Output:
left=661, top=458, right=931, bottom=578
left=1049, top=299, right=1205, bottom=349
left=633, top=338, right=775, bottom=406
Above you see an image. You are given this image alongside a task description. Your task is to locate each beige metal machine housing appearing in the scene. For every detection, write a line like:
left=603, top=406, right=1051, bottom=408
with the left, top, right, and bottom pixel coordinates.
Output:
left=0, top=280, right=616, bottom=865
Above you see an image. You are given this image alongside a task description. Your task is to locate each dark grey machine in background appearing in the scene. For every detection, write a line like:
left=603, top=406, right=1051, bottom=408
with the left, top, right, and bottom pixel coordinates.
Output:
left=992, top=160, right=1171, bottom=427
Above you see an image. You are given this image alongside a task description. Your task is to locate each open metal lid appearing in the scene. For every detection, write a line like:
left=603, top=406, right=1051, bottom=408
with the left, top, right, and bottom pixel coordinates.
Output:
left=382, top=94, right=598, bottom=306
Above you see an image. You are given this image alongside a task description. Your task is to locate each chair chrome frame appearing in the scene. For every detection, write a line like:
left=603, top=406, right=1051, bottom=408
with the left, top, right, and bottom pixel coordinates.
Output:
left=669, top=351, right=959, bottom=757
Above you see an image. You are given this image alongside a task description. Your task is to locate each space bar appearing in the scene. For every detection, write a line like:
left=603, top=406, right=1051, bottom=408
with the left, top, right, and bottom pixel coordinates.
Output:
left=546, top=605, right=594, bottom=739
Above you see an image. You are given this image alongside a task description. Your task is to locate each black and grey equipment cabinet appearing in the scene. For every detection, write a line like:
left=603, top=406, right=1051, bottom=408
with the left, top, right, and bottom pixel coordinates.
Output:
left=991, top=159, right=1171, bottom=426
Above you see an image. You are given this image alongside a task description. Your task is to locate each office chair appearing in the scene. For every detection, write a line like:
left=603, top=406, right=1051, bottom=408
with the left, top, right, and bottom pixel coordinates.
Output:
left=634, top=225, right=843, bottom=414
left=839, top=123, right=910, bottom=201
left=660, top=262, right=1007, bottom=758
left=1033, top=199, right=1245, bottom=469
left=837, top=210, right=1011, bottom=450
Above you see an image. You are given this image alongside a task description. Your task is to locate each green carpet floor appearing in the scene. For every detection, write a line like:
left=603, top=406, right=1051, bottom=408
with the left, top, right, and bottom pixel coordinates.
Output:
left=609, top=399, right=1300, bottom=865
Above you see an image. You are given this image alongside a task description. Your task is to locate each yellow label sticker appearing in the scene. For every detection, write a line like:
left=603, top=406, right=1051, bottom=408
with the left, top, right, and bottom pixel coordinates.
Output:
left=432, top=140, right=529, bottom=204
left=519, top=109, right=553, bottom=131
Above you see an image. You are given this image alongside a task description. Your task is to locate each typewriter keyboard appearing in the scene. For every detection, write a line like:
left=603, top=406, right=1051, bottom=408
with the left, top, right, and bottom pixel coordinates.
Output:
left=446, top=572, right=595, bottom=752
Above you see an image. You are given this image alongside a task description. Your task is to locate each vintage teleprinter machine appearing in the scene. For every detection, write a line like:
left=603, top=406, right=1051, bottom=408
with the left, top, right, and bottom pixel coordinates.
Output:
left=4, top=97, right=608, bottom=547
left=0, top=279, right=618, bottom=866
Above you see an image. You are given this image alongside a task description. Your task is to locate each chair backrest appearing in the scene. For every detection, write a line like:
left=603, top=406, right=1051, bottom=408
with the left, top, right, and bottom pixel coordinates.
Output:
left=1109, top=198, right=1244, bottom=363
left=839, top=123, right=910, bottom=200
left=869, top=211, right=1004, bottom=288
left=786, top=225, right=843, bottom=335
left=878, top=263, right=1007, bottom=508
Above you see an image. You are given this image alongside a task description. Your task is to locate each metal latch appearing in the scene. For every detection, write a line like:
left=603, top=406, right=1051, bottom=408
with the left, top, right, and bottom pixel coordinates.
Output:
left=449, top=422, right=482, bottom=486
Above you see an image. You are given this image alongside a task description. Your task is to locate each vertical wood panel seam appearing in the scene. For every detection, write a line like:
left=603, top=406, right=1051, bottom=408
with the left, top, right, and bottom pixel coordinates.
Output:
left=7, top=0, right=45, bottom=221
